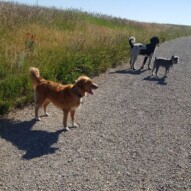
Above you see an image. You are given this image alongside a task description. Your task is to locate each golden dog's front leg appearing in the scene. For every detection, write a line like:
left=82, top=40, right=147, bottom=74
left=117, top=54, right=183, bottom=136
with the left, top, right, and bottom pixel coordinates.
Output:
left=70, top=110, right=78, bottom=128
left=63, top=109, right=70, bottom=131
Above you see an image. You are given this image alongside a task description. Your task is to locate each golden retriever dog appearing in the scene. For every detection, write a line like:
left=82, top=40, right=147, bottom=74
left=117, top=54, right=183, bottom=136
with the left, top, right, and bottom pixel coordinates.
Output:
left=29, top=67, right=98, bottom=131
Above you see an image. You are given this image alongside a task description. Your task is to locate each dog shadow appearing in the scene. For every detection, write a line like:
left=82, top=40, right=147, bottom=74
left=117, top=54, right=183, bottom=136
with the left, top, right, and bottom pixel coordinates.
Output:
left=143, top=76, right=167, bottom=85
left=110, top=68, right=148, bottom=75
left=0, top=118, right=64, bottom=160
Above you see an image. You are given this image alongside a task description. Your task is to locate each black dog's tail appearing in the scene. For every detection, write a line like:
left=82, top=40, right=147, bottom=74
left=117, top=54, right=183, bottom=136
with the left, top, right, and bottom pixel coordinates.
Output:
left=129, top=36, right=135, bottom=48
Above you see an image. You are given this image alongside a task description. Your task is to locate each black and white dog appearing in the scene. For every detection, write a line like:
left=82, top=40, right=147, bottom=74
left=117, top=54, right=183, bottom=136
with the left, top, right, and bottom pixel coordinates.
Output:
left=129, top=36, right=160, bottom=70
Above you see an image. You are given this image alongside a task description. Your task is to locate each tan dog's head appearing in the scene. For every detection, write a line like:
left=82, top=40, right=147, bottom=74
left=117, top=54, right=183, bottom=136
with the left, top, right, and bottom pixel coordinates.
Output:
left=75, top=76, right=98, bottom=95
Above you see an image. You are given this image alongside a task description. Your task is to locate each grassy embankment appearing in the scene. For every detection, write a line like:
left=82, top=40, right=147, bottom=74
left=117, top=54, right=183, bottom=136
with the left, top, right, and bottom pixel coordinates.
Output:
left=0, top=2, right=191, bottom=115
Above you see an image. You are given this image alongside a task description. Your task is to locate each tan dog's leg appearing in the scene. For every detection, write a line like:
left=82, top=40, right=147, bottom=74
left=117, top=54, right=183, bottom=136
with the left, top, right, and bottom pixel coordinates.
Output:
left=35, top=104, right=41, bottom=121
left=70, top=110, right=78, bottom=128
left=63, top=109, right=70, bottom=131
left=34, top=90, right=41, bottom=121
left=43, top=100, right=50, bottom=116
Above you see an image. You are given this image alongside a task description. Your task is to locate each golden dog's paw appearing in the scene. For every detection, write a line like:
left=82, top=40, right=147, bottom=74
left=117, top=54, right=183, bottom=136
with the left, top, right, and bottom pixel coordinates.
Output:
left=72, top=123, right=79, bottom=128
left=36, top=117, right=41, bottom=121
left=64, top=127, right=70, bottom=131
left=44, top=112, right=49, bottom=116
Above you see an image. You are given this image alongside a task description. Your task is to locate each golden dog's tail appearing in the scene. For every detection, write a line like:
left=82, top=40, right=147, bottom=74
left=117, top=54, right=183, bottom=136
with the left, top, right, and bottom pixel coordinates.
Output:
left=29, top=67, right=41, bottom=89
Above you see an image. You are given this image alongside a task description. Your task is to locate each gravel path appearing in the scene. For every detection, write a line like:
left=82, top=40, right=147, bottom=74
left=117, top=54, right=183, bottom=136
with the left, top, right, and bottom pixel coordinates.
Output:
left=0, top=37, right=191, bottom=191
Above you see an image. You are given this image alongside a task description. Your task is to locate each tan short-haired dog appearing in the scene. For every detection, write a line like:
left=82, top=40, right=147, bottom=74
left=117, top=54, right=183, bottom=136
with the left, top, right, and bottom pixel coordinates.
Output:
left=29, top=67, right=98, bottom=131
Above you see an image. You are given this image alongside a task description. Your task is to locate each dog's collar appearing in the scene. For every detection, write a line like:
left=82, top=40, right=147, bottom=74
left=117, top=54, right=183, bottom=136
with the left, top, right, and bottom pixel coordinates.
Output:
left=72, top=87, right=83, bottom=98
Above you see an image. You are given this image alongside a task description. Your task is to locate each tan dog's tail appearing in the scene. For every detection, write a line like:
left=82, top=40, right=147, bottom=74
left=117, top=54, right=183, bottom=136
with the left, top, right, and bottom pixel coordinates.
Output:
left=29, top=67, right=41, bottom=89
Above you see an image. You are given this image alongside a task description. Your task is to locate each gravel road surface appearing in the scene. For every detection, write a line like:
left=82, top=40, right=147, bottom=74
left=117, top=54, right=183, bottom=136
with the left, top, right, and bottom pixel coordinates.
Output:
left=0, top=37, right=191, bottom=191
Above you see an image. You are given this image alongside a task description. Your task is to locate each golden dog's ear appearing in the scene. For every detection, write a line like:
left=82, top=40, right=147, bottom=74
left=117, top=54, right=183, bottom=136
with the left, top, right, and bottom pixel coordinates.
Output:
left=76, top=76, right=87, bottom=82
left=78, top=80, right=85, bottom=89
left=75, top=77, right=87, bottom=89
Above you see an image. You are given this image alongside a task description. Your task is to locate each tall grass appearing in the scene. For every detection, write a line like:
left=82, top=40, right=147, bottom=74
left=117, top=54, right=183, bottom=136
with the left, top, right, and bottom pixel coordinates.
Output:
left=0, top=2, right=191, bottom=115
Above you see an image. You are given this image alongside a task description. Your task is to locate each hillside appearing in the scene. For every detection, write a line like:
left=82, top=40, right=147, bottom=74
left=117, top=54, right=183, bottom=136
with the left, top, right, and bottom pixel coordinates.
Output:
left=0, top=2, right=191, bottom=115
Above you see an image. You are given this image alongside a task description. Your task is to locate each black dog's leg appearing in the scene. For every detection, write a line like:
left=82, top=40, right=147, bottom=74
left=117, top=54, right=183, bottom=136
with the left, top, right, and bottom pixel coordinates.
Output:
left=130, top=58, right=133, bottom=69
left=130, top=53, right=137, bottom=70
left=155, top=65, right=160, bottom=78
left=147, top=55, right=153, bottom=70
left=131, top=60, right=136, bottom=70
left=140, top=57, right=148, bottom=70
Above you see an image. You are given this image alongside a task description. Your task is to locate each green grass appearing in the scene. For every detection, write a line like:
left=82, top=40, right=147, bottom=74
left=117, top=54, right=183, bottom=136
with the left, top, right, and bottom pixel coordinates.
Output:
left=0, top=2, right=191, bottom=115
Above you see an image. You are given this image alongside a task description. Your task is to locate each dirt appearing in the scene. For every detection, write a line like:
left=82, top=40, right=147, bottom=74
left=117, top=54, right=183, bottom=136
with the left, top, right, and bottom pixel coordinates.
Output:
left=0, top=37, right=191, bottom=191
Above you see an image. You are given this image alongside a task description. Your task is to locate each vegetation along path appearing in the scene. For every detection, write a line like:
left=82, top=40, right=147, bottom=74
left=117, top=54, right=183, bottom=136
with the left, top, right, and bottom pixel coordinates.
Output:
left=0, top=37, right=191, bottom=191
